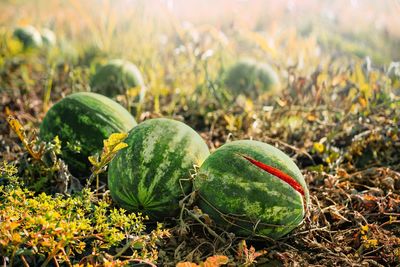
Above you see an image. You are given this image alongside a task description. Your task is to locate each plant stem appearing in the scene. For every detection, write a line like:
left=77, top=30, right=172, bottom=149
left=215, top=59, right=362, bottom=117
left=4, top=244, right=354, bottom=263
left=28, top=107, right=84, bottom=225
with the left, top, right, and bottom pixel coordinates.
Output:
left=41, top=242, right=63, bottom=267
left=187, top=209, right=225, bottom=243
left=60, top=248, right=72, bottom=267
left=20, top=255, right=29, bottom=267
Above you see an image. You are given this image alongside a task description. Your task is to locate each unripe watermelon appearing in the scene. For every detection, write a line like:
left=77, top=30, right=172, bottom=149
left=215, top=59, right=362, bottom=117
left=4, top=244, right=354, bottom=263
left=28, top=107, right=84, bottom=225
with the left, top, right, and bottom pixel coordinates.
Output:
left=388, top=62, right=400, bottom=83
left=13, top=26, right=43, bottom=49
left=39, top=92, right=137, bottom=176
left=90, top=59, right=146, bottom=100
left=41, top=28, right=56, bottom=46
left=224, top=59, right=280, bottom=98
left=108, top=118, right=210, bottom=220
left=194, top=140, right=309, bottom=239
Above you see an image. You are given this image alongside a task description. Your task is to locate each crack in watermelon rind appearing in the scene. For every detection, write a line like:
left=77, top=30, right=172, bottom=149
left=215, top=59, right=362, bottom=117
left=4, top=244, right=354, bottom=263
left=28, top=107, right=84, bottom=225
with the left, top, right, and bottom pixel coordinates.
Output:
left=240, top=154, right=305, bottom=196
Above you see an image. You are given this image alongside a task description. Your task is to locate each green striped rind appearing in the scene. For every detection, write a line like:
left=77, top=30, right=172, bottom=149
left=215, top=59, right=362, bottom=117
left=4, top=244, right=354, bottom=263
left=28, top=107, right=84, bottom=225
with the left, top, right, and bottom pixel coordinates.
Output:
left=39, top=92, right=137, bottom=176
left=13, top=26, right=43, bottom=49
left=224, top=59, right=280, bottom=98
left=108, top=118, right=210, bottom=220
left=90, top=59, right=146, bottom=100
left=194, top=140, right=309, bottom=239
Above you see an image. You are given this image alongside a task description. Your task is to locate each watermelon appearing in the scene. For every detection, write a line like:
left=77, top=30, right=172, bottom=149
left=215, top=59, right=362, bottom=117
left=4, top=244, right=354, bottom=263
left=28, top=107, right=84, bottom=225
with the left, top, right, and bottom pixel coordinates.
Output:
left=13, top=26, right=43, bottom=49
left=224, top=59, right=280, bottom=98
left=194, top=140, right=309, bottom=239
left=90, top=59, right=146, bottom=100
left=41, top=28, right=56, bottom=46
left=108, top=118, right=210, bottom=220
left=388, top=62, right=400, bottom=82
left=39, top=92, right=136, bottom=176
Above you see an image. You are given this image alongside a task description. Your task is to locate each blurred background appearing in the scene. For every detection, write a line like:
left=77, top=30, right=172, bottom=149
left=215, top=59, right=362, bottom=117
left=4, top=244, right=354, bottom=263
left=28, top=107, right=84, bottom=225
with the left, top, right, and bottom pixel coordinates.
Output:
left=2, top=0, right=399, bottom=62
left=1, top=0, right=399, bottom=113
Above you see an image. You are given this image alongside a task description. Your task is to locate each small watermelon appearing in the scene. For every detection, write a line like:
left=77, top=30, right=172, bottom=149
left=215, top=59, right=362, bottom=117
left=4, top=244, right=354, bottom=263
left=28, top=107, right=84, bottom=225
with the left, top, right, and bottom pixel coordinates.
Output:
left=108, top=118, right=210, bottom=220
left=194, top=140, right=309, bottom=239
left=39, top=92, right=136, bottom=176
left=90, top=59, right=146, bottom=100
left=224, top=59, right=280, bottom=98
left=41, top=28, right=56, bottom=46
left=13, top=26, right=43, bottom=49
left=388, top=62, right=400, bottom=82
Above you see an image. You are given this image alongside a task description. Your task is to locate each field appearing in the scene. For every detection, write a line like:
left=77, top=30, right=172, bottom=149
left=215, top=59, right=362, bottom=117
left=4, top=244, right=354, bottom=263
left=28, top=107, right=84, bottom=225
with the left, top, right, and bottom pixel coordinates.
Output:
left=0, top=0, right=400, bottom=266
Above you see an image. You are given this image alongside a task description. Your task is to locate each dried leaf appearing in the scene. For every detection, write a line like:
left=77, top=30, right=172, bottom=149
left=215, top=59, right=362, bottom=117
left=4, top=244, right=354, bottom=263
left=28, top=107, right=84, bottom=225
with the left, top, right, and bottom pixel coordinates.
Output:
left=177, top=255, right=228, bottom=267
left=176, top=262, right=198, bottom=267
left=6, top=115, right=43, bottom=160
left=202, top=255, right=229, bottom=267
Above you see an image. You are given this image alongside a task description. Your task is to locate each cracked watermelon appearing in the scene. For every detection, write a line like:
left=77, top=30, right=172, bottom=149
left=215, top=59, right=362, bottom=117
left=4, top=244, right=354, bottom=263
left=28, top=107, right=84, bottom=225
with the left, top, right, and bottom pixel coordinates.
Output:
left=39, top=92, right=136, bottom=176
left=90, top=59, right=146, bottom=100
left=224, top=59, right=280, bottom=98
left=194, top=140, right=309, bottom=239
left=108, top=118, right=210, bottom=220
